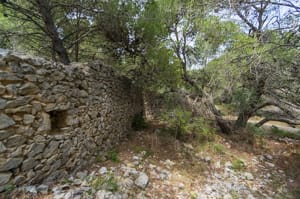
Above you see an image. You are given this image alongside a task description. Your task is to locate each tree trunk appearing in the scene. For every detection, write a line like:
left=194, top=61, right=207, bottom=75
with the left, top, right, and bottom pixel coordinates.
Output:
left=203, top=95, right=232, bottom=134
left=255, top=117, right=300, bottom=127
left=235, top=111, right=252, bottom=129
left=36, top=0, right=70, bottom=65
left=74, top=8, right=81, bottom=62
left=182, top=76, right=232, bottom=134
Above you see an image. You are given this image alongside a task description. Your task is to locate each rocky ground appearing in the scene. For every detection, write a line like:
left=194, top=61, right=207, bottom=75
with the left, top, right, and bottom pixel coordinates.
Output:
left=3, top=124, right=300, bottom=199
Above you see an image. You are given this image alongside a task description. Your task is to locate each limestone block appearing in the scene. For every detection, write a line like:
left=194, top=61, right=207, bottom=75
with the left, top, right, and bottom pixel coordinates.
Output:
left=5, top=84, right=19, bottom=97
left=10, top=146, right=24, bottom=157
left=23, top=114, right=35, bottom=125
left=0, top=172, right=12, bottom=185
left=6, top=135, right=26, bottom=148
left=13, top=175, right=25, bottom=185
left=0, top=72, right=21, bottom=81
left=43, top=141, right=59, bottom=158
left=19, top=82, right=40, bottom=95
left=0, top=158, right=23, bottom=171
left=38, top=112, right=51, bottom=132
left=0, top=98, right=6, bottom=110
left=5, top=105, right=32, bottom=114
left=0, top=130, right=12, bottom=140
left=28, top=143, right=46, bottom=157
left=0, top=85, right=5, bottom=95
left=0, top=142, right=6, bottom=153
left=22, top=158, right=39, bottom=171
left=0, top=114, right=15, bottom=130
left=5, top=96, right=33, bottom=109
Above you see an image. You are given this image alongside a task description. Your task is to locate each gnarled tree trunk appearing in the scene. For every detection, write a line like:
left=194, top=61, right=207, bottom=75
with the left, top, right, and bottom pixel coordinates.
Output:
left=37, top=0, right=70, bottom=65
left=235, top=111, right=253, bottom=129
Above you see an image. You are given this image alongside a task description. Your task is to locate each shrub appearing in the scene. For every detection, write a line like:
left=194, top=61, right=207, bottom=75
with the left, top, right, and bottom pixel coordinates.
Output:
left=213, top=143, right=226, bottom=154
left=247, top=124, right=267, bottom=148
left=104, top=176, right=119, bottom=192
left=232, top=158, right=245, bottom=171
left=133, top=146, right=153, bottom=159
left=191, top=117, right=216, bottom=142
left=107, top=150, right=120, bottom=162
left=161, top=108, right=192, bottom=139
left=247, top=124, right=267, bottom=136
left=161, top=108, right=215, bottom=142
left=91, top=175, right=119, bottom=192
left=271, top=126, right=300, bottom=140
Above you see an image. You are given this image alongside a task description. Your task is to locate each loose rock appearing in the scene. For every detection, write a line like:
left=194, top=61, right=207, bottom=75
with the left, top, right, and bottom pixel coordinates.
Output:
left=135, top=172, right=149, bottom=189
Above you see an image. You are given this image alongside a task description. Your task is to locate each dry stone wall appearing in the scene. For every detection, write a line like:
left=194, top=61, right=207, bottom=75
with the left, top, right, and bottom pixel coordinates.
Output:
left=0, top=51, right=143, bottom=190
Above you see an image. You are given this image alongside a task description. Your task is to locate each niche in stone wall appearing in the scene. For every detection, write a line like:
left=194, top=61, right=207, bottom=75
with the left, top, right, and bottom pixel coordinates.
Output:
left=49, top=110, right=68, bottom=132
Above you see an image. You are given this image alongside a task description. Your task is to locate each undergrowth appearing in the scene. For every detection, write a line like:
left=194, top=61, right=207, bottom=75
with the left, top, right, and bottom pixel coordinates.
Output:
left=270, top=126, right=300, bottom=140
left=107, top=150, right=120, bottom=162
left=161, top=108, right=216, bottom=143
left=248, top=124, right=300, bottom=140
left=133, top=146, right=154, bottom=159
left=232, top=158, right=245, bottom=171
left=91, top=175, right=119, bottom=192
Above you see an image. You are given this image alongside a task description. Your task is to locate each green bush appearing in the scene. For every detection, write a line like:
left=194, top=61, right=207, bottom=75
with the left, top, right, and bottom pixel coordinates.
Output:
left=91, top=175, right=119, bottom=192
left=161, top=108, right=215, bottom=142
left=107, top=150, right=120, bottom=162
left=2, top=184, right=15, bottom=193
left=191, top=117, right=216, bottom=142
left=213, top=143, right=226, bottom=154
left=232, top=158, right=245, bottom=171
left=161, top=108, right=192, bottom=139
left=133, top=146, right=154, bottom=159
left=247, top=124, right=267, bottom=136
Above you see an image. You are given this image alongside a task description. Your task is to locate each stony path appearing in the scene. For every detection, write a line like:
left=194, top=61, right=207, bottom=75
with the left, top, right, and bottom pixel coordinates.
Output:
left=6, top=130, right=300, bottom=199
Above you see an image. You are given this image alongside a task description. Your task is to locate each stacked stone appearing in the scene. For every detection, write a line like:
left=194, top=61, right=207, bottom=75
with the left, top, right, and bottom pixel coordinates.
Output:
left=0, top=52, right=142, bottom=191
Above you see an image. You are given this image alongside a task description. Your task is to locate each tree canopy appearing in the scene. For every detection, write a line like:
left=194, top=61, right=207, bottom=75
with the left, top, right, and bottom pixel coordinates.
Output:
left=1, top=0, right=299, bottom=132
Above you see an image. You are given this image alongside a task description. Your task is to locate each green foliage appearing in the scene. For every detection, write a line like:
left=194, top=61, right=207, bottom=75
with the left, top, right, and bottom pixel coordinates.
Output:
left=107, top=150, right=120, bottom=163
left=194, top=17, right=239, bottom=65
left=213, top=143, right=226, bottom=154
left=203, top=56, right=242, bottom=103
left=91, top=175, right=119, bottom=192
left=1, top=0, right=299, bottom=134
left=232, top=158, right=245, bottom=171
left=190, top=191, right=198, bottom=199
left=270, top=126, right=300, bottom=140
left=216, top=104, right=236, bottom=116
left=103, top=176, right=119, bottom=192
left=248, top=124, right=300, bottom=140
left=2, top=183, right=15, bottom=193
left=229, top=190, right=239, bottom=199
left=91, top=177, right=103, bottom=191
left=0, top=8, right=14, bottom=48
left=162, top=108, right=215, bottom=142
left=247, top=124, right=266, bottom=136
left=247, top=124, right=267, bottom=148
left=232, top=87, right=258, bottom=112
left=190, top=117, right=216, bottom=142
left=162, top=108, right=193, bottom=139
left=133, top=146, right=153, bottom=159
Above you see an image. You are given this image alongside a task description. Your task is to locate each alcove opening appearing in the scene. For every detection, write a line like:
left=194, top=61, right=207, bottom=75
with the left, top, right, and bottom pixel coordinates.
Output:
left=49, top=110, right=68, bottom=132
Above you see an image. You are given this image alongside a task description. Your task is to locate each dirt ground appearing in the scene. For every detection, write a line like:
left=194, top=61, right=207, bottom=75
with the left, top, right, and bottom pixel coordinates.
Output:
left=5, top=121, right=300, bottom=199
